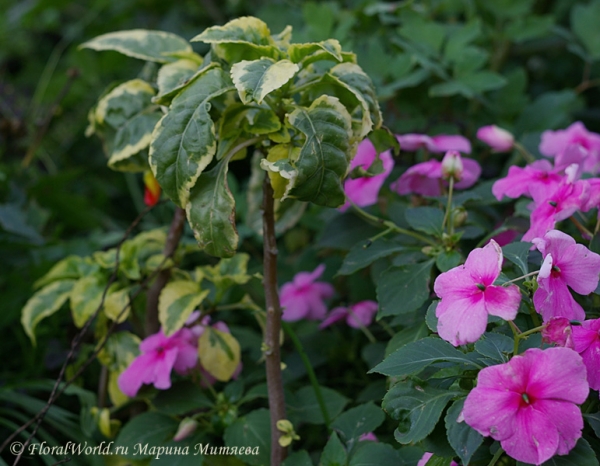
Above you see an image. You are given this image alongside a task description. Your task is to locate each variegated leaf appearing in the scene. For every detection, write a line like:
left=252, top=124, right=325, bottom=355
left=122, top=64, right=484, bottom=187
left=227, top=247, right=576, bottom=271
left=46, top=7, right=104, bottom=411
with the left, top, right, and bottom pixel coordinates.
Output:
left=70, top=274, right=107, bottom=328
left=154, top=58, right=202, bottom=106
left=198, top=328, right=241, bottom=382
left=149, top=66, right=234, bottom=207
left=288, top=39, right=343, bottom=64
left=80, top=29, right=192, bottom=63
left=108, top=111, right=161, bottom=172
left=231, top=58, right=299, bottom=104
left=158, top=280, right=209, bottom=336
left=103, top=287, right=131, bottom=323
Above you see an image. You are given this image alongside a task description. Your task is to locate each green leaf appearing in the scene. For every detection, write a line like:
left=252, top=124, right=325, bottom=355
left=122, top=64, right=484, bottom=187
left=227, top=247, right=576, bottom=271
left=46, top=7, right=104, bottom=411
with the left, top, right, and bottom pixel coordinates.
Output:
left=103, top=286, right=131, bottom=323
left=156, top=58, right=201, bottom=102
left=231, top=58, right=299, bottom=104
left=376, top=260, right=434, bottom=317
left=348, top=442, right=404, bottom=466
left=80, top=29, right=192, bottom=63
left=370, top=337, right=480, bottom=377
left=114, top=412, right=179, bottom=459
left=445, top=398, right=483, bottom=465
left=385, top=323, right=430, bottom=357
left=383, top=380, right=461, bottom=444
left=21, top=280, right=76, bottom=345
left=153, top=381, right=213, bottom=415
left=516, top=90, right=582, bottom=133
left=288, top=39, right=343, bottom=64
left=186, top=153, right=239, bottom=258
left=338, top=239, right=406, bottom=276
left=571, top=0, right=600, bottom=60
left=288, top=386, right=348, bottom=425
left=275, top=95, right=352, bottom=207
left=435, top=250, right=462, bottom=273
left=517, top=438, right=598, bottom=465
left=283, top=450, right=314, bottom=466
left=405, top=207, right=444, bottom=236
left=223, top=409, right=270, bottom=465
left=109, top=111, right=162, bottom=172
left=320, top=432, right=347, bottom=466
left=331, top=403, right=385, bottom=443
left=325, top=63, right=382, bottom=139
left=159, top=280, right=209, bottom=336
left=34, top=255, right=98, bottom=289
left=475, top=333, right=513, bottom=363
left=97, top=331, right=140, bottom=371
left=505, top=16, right=554, bottom=43
left=502, top=241, right=531, bottom=275
left=584, top=412, right=600, bottom=437
left=70, top=274, right=107, bottom=328
left=459, top=71, right=507, bottom=93
left=444, top=20, right=482, bottom=62
left=149, top=66, right=234, bottom=207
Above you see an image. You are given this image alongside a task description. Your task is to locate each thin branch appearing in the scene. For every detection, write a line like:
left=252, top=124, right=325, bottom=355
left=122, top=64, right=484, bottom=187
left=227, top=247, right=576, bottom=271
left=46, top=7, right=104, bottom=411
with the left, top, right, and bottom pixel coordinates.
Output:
left=262, top=174, right=288, bottom=465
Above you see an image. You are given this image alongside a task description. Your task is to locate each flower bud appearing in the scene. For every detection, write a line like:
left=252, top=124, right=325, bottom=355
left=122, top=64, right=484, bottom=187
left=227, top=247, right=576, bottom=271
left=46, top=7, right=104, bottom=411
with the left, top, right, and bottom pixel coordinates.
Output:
left=173, top=418, right=198, bottom=442
left=441, top=151, right=464, bottom=181
left=143, top=170, right=161, bottom=206
left=476, top=125, right=514, bottom=152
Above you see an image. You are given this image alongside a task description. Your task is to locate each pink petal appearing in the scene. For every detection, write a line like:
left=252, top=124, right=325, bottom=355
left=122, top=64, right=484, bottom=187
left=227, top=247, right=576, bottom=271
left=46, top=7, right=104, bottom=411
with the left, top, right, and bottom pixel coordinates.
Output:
left=117, top=353, right=157, bottom=397
left=464, top=240, right=502, bottom=287
left=152, top=348, right=179, bottom=389
left=454, top=158, right=481, bottom=189
left=477, top=125, right=514, bottom=152
left=281, top=296, right=309, bottom=321
left=434, top=265, right=477, bottom=301
left=436, top=295, right=488, bottom=346
left=463, top=386, right=520, bottom=440
left=346, top=300, right=378, bottom=328
left=558, top=244, right=600, bottom=295
left=390, top=160, right=442, bottom=197
left=572, top=319, right=600, bottom=353
left=319, top=306, right=348, bottom=329
left=431, top=134, right=472, bottom=154
left=396, top=134, right=435, bottom=152
left=533, top=399, right=584, bottom=456
left=534, top=276, right=586, bottom=321
left=139, top=331, right=170, bottom=353
left=483, top=284, right=521, bottom=320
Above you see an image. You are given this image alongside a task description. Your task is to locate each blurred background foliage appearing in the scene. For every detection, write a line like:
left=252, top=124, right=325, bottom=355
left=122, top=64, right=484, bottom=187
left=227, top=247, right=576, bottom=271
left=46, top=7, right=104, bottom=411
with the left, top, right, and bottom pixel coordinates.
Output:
left=1, top=0, right=600, bottom=462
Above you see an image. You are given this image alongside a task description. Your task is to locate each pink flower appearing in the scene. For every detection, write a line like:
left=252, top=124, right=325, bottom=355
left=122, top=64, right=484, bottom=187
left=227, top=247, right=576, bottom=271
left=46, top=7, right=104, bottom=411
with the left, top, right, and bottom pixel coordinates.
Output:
left=540, top=122, right=600, bottom=174
left=358, top=432, right=378, bottom=442
left=118, top=327, right=198, bottom=397
left=434, top=240, right=521, bottom=346
left=340, top=139, right=394, bottom=211
left=319, top=300, right=378, bottom=329
left=532, top=230, right=600, bottom=321
left=492, top=160, right=561, bottom=201
left=441, top=150, right=464, bottom=181
left=522, top=170, right=589, bottom=242
left=391, top=158, right=481, bottom=197
left=572, top=318, right=600, bottom=390
left=542, top=317, right=574, bottom=349
left=477, top=125, right=514, bottom=152
left=417, top=453, right=458, bottom=466
left=280, top=264, right=335, bottom=321
left=396, top=133, right=471, bottom=154
left=463, top=347, right=589, bottom=465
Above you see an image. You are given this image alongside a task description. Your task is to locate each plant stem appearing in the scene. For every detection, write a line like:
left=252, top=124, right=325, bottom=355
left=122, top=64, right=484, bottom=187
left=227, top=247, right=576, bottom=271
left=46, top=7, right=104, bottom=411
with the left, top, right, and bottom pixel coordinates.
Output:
left=487, top=446, right=505, bottom=466
left=282, top=322, right=330, bottom=427
left=262, top=175, right=287, bottom=464
left=350, top=201, right=438, bottom=246
left=145, top=207, right=186, bottom=336
left=502, top=270, right=539, bottom=285
left=442, top=176, right=454, bottom=235
left=513, top=142, right=536, bottom=164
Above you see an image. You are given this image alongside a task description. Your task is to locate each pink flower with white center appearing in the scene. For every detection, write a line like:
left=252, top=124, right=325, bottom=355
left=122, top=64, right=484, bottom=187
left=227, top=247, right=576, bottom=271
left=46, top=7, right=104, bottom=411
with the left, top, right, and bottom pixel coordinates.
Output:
left=477, top=125, right=515, bottom=152
left=522, top=170, right=590, bottom=242
left=532, top=230, right=600, bottom=321
left=434, top=239, right=521, bottom=346
left=572, top=318, right=600, bottom=390
left=492, top=160, right=562, bottom=201
left=391, top=158, right=481, bottom=197
left=396, top=133, right=471, bottom=154
left=540, top=122, right=600, bottom=173
left=417, top=453, right=458, bottom=466
left=340, top=139, right=394, bottom=212
left=441, top=150, right=464, bottom=181
left=118, top=327, right=199, bottom=397
left=280, top=264, right=335, bottom=322
left=319, top=300, right=378, bottom=329
left=463, top=347, right=589, bottom=465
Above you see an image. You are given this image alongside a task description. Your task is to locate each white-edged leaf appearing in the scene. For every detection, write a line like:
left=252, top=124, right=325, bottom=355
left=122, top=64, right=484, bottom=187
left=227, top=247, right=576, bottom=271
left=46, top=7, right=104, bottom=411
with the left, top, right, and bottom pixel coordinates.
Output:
left=231, top=58, right=299, bottom=104
left=70, top=274, right=107, bottom=328
left=158, top=280, right=209, bottom=336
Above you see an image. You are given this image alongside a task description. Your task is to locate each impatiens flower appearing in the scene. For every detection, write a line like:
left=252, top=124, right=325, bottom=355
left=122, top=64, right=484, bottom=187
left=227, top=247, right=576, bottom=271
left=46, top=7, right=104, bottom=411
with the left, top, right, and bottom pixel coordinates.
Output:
left=492, top=160, right=562, bottom=201
left=280, top=264, right=335, bottom=322
left=340, top=139, right=394, bottom=211
left=319, top=300, right=378, bottom=329
left=477, top=125, right=514, bottom=152
left=463, top=347, right=589, bottom=465
left=540, top=121, right=600, bottom=174
left=391, top=157, right=481, bottom=197
left=532, top=230, right=600, bottom=321
left=434, top=240, right=521, bottom=346
left=572, top=318, right=600, bottom=390
left=118, top=327, right=198, bottom=397
left=441, top=150, right=463, bottom=181
left=542, top=317, right=574, bottom=349
left=143, top=170, right=161, bottom=206
left=396, top=133, right=471, bottom=154
left=417, top=453, right=458, bottom=466
left=358, top=432, right=378, bottom=442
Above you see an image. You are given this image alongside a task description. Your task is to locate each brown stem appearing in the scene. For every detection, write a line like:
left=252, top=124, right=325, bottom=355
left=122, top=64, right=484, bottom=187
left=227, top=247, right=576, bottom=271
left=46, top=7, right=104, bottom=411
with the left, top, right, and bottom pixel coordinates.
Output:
left=262, top=174, right=287, bottom=464
left=145, top=207, right=186, bottom=336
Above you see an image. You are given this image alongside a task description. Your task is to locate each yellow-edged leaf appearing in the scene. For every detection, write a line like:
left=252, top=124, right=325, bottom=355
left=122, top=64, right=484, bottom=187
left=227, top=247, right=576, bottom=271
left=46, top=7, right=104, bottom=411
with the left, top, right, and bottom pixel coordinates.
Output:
left=159, top=280, right=209, bottom=336
left=198, top=328, right=241, bottom=382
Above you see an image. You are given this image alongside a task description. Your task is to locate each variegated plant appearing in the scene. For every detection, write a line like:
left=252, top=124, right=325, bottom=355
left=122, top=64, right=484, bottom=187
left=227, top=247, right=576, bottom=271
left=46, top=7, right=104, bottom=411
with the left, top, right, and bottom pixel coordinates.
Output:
left=82, top=16, right=382, bottom=258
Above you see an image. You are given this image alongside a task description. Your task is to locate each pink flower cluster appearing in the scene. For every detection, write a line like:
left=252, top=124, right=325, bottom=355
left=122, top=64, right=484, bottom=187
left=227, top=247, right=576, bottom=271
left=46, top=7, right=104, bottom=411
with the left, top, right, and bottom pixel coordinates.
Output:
left=118, top=314, right=241, bottom=397
left=492, top=122, right=600, bottom=241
